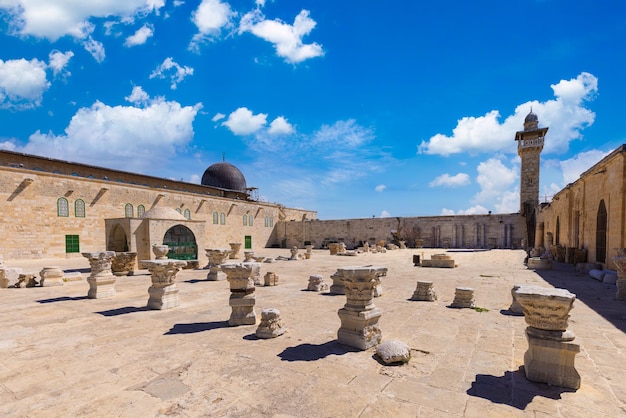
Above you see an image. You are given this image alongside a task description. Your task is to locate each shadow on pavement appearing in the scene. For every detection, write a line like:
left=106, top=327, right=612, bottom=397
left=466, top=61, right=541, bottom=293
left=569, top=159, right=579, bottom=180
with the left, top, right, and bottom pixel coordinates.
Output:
left=36, top=296, right=89, bottom=303
left=164, top=320, right=230, bottom=335
left=278, top=340, right=359, bottom=361
left=95, top=306, right=148, bottom=316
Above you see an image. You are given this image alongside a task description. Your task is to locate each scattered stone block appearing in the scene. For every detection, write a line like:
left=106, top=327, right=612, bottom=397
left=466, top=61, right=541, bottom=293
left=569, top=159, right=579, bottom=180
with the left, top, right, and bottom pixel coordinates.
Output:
left=111, top=252, right=137, bottom=276
left=527, top=257, right=552, bottom=270
left=307, top=274, right=328, bottom=292
left=222, top=263, right=257, bottom=326
left=604, top=272, right=618, bottom=285
left=0, top=267, right=22, bottom=288
left=244, top=262, right=262, bottom=286
left=263, top=257, right=276, bottom=263
left=376, top=340, right=410, bottom=364
left=410, top=281, right=437, bottom=301
left=142, top=259, right=187, bottom=310
left=450, top=287, right=475, bottom=308
left=329, top=270, right=346, bottom=295
left=421, top=255, right=455, bottom=268
left=264, top=272, right=279, bottom=286
left=82, top=251, right=117, bottom=299
left=205, top=249, right=231, bottom=281
left=589, top=269, right=605, bottom=281
left=575, top=262, right=601, bottom=273
left=255, top=308, right=286, bottom=339
left=39, top=266, right=65, bottom=287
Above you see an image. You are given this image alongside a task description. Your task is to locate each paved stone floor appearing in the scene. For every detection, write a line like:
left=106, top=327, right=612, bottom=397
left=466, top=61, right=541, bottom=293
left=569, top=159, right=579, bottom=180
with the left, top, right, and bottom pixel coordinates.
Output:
left=1, top=249, right=626, bottom=417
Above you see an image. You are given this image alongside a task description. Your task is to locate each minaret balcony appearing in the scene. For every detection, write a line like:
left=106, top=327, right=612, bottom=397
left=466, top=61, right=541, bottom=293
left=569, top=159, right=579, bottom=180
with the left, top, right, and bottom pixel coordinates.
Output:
left=518, top=137, right=544, bottom=149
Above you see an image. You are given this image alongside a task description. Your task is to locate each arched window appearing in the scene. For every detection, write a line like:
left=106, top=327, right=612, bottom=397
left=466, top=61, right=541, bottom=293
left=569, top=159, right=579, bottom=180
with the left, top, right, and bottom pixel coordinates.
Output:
left=125, top=203, right=134, bottom=218
left=220, top=212, right=226, bottom=225
left=74, top=199, right=85, bottom=218
left=213, top=211, right=219, bottom=224
left=597, top=200, right=607, bottom=263
left=555, top=217, right=560, bottom=246
left=176, top=208, right=182, bottom=214
left=269, top=216, right=274, bottom=227
left=184, top=208, right=191, bottom=220
left=57, top=198, right=69, bottom=217
left=248, top=215, right=253, bottom=226
left=243, top=215, right=248, bottom=226
left=137, top=205, right=146, bottom=217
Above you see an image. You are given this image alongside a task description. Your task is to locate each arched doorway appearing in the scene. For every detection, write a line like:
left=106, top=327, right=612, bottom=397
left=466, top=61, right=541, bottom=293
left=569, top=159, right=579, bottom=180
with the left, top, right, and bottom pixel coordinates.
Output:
left=596, top=200, right=607, bottom=263
left=163, top=224, right=198, bottom=260
left=108, top=224, right=128, bottom=252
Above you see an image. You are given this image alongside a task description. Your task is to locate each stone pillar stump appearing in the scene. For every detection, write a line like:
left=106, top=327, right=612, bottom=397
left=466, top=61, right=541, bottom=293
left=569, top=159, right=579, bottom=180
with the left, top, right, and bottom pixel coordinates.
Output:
left=337, top=266, right=383, bottom=350
left=39, top=266, right=65, bottom=287
left=307, top=274, right=328, bottom=292
left=450, top=287, right=475, bottom=308
left=243, top=262, right=262, bottom=286
left=411, top=280, right=437, bottom=301
left=256, top=308, right=286, bottom=339
left=329, top=269, right=346, bottom=294
left=82, top=251, right=117, bottom=299
left=508, top=285, right=525, bottom=314
left=205, top=249, right=232, bottom=281
left=222, top=263, right=256, bottom=326
left=112, top=252, right=137, bottom=276
left=142, top=259, right=187, bottom=309
left=515, top=286, right=580, bottom=390
left=229, top=243, right=242, bottom=259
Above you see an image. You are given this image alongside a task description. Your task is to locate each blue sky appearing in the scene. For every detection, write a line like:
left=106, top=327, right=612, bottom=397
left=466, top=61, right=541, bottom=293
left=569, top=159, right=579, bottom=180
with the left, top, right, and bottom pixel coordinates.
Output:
left=1, top=1, right=624, bottom=219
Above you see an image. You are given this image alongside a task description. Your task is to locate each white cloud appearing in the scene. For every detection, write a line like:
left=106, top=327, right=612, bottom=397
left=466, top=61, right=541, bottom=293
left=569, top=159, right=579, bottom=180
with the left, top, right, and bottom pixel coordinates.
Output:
left=222, top=107, right=267, bottom=135
left=149, top=57, right=194, bottom=89
left=82, top=37, right=106, bottom=62
left=560, top=149, right=610, bottom=184
left=189, top=0, right=235, bottom=51
left=125, top=24, right=154, bottom=47
left=0, top=58, right=50, bottom=109
left=268, top=116, right=294, bottom=135
left=375, top=184, right=386, bottom=192
left=429, top=173, right=470, bottom=188
left=125, top=86, right=150, bottom=106
left=380, top=210, right=391, bottom=218
left=19, top=88, right=201, bottom=173
left=212, top=112, right=225, bottom=122
left=440, top=205, right=490, bottom=216
left=441, top=208, right=455, bottom=216
left=418, top=72, right=598, bottom=156
left=0, top=140, right=17, bottom=151
left=189, top=174, right=200, bottom=184
left=312, top=119, right=374, bottom=147
left=471, top=157, right=519, bottom=213
left=239, top=9, right=324, bottom=64
left=48, top=50, right=74, bottom=77
left=0, top=0, right=165, bottom=41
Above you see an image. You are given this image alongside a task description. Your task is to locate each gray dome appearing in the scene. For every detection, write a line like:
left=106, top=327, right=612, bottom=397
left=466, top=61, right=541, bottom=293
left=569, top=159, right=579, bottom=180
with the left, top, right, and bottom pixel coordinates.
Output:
left=525, top=111, right=538, bottom=123
left=201, top=162, right=247, bottom=191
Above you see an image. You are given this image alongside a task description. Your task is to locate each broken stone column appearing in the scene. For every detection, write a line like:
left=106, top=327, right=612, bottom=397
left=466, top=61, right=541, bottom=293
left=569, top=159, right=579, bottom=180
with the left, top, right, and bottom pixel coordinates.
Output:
left=328, top=243, right=339, bottom=255
left=255, top=308, right=286, bottom=339
left=373, top=267, right=387, bottom=297
left=508, top=285, right=525, bottom=315
left=264, top=272, right=278, bottom=286
left=244, top=261, right=262, bottom=286
left=142, top=259, right=187, bottom=309
left=0, top=267, right=23, bottom=288
left=228, top=243, right=242, bottom=259
left=411, top=280, right=437, bottom=301
left=450, top=287, right=475, bottom=308
left=614, top=249, right=626, bottom=301
left=82, top=251, right=117, bottom=299
left=329, top=269, right=346, bottom=294
left=514, top=286, right=580, bottom=389
left=222, top=263, right=256, bottom=326
left=39, top=266, right=65, bottom=287
left=337, top=266, right=383, bottom=350
left=205, top=249, right=231, bottom=281
left=307, top=274, right=328, bottom=292
left=243, top=251, right=255, bottom=262
left=289, top=246, right=299, bottom=260
left=111, top=252, right=137, bottom=276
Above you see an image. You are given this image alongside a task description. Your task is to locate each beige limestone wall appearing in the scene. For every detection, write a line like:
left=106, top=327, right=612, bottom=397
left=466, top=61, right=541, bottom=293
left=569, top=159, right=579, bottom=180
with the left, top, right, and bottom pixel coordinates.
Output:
left=0, top=166, right=315, bottom=261
left=276, top=214, right=526, bottom=250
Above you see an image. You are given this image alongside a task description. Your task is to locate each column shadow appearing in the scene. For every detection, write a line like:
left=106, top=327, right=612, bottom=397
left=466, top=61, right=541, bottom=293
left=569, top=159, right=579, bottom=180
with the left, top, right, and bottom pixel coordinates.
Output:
left=95, top=306, right=148, bottom=316
left=277, top=340, right=360, bottom=362
left=36, top=296, right=89, bottom=304
left=164, top=321, right=230, bottom=335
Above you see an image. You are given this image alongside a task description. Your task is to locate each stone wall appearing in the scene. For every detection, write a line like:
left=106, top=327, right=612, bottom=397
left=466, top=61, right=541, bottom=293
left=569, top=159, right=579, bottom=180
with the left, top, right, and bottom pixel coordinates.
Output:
left=275, top=213, right=526, bottom=250
left=0, top=155, right=316, bottom=261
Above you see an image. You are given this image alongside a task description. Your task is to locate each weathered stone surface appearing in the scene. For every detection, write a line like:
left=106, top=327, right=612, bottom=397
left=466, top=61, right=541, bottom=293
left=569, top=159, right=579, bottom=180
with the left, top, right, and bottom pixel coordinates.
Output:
left=527, top=257, right=552, bottom=270
left=82, top=251, right=117, bottom=299
left=255, top=308, right=286, bottom=339
left=376, top=340, right=410, bottom=364
left=222, top=263, right=257, bottom=326
left=205, top=249, right=231, bottom=281
left=450, top=287, right=475, bottom=308
left=243, top=251, right=255, bottom=262
left=514, top=286, right=575, bottom=331
left=141, top=259, right=187, bottom=310
left=243, top=262, right=261, bottom=286
left=264, top=272, right=279, bottom=286
left=508, top=285, right=525, bottom=314
left=307, top=274, right=328, bottom=292
left=152, top=245, right=169, bottom=260
left=410, top=280, right=437, bottom=301
left=229, top=243, right=242, bottom=259
left=39, top=266, right=64, bottom=287
left=603, top=272, right=618, bottom=285
left=589, top=269, right=605, bottom=281
left=111, top=252, right=137, bottom=276
left=421, top=257, right=455, bottom=268
left=329, top=269, right=346, bottom=295
left=524, top=327, right=581, bottom=389
left=0, top=267, right=22, bottom=288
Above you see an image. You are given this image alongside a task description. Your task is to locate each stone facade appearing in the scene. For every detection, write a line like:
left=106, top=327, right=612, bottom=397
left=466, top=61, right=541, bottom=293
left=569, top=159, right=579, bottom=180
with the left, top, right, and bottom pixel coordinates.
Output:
left=0, top=150, right=315, bottom=264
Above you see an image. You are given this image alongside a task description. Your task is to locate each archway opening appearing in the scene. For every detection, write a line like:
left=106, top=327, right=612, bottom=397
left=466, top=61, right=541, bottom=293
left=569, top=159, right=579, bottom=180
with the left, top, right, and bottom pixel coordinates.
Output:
left=108, top=224, right=128, bottom=252
left=163, top=224, right=198, bottom=260
left=596, top=200, right=607, bottom=263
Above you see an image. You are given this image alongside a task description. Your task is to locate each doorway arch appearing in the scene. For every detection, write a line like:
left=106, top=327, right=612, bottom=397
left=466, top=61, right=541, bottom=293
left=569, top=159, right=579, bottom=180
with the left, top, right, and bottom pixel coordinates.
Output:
left=108, top=224, right=128, bottom=252
left=596, top=200, right=607, bottom=263
left=163, top=224, right=198, bottom=260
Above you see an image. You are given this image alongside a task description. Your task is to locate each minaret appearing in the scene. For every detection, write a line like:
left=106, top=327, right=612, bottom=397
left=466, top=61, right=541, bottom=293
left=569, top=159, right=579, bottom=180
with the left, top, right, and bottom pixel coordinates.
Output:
left=515, top=109, right=548, bottom=215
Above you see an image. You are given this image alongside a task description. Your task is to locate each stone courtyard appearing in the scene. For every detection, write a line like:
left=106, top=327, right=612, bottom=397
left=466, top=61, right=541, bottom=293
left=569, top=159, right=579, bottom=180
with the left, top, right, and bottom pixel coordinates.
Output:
left=1, top=249, right=626, bottom=417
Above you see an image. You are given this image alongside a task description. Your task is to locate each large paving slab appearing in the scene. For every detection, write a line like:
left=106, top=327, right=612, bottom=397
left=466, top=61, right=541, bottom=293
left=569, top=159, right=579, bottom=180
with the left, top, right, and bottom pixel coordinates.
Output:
left=1, top=249, right=626, bottom=417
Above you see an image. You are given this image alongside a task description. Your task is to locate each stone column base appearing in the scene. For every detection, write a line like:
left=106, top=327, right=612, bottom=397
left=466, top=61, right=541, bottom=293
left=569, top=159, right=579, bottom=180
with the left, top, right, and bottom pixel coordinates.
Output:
left=229, top=293, right=256, bottom=326
left=148, top=284, right=179, bottom=310
left=87, top=276, right=116, bottom=299
left=337, top=307, right=382, bottom=350
left=524, top=328, right=580, bottom=389
left=207, top=268, right=226, bottom=281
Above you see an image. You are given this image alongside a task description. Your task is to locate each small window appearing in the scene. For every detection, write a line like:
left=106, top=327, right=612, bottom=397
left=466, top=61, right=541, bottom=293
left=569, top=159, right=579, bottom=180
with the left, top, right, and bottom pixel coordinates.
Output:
left=75, top=199, right=85, bottom=218
left=57, top=198, right=69, bottom=217
left=243, top=214, right=248, bottom=226
left=176, top=208, right=182, bottom=214
left=137, top=205, right=145, bottom=217
left=213, top=211, right=219, bottom=224
left=248, top=215, right=253, bottom=227
left=184, top=208, right=191, bottom=220
left=65, top=235, right=80, bottom=253
left=220, top=212, right=226, bottom=225
left=125, top=203, right=134, bottom=218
